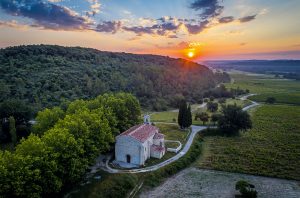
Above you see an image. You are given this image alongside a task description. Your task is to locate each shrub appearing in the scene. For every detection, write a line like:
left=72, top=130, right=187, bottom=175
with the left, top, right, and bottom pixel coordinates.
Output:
left=235, top=180, right=257, bottom=198
left=218, top=98, right=226, bottom=104
left=207, top=102, right=218, bottom=112
left=266, top=97, right=276, bottom=104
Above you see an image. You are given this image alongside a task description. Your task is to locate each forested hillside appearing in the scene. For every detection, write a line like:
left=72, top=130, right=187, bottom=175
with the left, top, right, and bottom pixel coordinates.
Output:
left=0, top=45, right=230, bottom=111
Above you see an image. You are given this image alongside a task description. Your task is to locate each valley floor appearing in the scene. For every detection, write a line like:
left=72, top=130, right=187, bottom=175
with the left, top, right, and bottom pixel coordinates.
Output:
left=140, top=168, right=300, bottom=198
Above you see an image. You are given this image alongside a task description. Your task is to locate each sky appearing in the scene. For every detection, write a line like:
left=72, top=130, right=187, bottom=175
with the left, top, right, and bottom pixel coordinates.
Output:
left=0, top=0, right=300, bottom=60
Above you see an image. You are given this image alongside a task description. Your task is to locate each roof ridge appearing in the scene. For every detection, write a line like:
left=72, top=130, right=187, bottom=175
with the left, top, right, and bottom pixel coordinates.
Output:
left=127, top=124, right=144, bottom=136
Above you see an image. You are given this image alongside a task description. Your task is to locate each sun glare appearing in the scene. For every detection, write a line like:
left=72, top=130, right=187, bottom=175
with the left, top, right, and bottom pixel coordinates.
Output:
left=187, top=51, right=194, bottom=58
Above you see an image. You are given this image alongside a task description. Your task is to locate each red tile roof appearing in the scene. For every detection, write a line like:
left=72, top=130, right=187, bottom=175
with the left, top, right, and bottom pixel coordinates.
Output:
left=151, top=145, right=165, bottom=152
left=153, top=133, right=164, bottom=139
left=119, top=124, right=159, bottom=143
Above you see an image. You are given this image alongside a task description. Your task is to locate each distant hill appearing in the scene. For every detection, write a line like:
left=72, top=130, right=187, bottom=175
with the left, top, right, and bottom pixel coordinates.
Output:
left=0, top=45, right=229, bottom=111
left=204, top=60, right=300, bottom=80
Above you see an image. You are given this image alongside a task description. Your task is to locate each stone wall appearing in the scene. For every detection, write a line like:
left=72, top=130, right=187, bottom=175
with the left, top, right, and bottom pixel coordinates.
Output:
left=115, top=136, right=143, bottom=165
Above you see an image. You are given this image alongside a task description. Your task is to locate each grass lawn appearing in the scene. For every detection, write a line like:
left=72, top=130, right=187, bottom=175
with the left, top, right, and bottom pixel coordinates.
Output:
left=151, top=112, right=178, bottom=123
left=165, top=141, right=180, bottom=148
left=144, top=152, right=176, bottom=167
left=196, top=104, right=300, bottom=180
left=156, top=123, right=189, bottom=143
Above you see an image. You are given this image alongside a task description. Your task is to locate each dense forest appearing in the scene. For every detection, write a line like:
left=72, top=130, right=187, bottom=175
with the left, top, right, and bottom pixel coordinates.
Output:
left=0, top=45, right=230, bottom=112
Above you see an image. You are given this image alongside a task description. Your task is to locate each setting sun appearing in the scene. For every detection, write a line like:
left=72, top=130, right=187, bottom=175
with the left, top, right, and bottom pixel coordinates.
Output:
left=188, top=51, right=195, bottom=58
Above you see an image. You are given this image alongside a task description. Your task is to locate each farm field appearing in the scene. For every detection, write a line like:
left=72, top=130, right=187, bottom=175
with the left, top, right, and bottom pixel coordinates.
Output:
left=225, top=72, right=300, bottom=105
left=196, top=104, right=300, bottom=180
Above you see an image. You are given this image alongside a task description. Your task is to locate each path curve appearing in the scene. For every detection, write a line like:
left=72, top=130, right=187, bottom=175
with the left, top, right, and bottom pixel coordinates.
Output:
left=103, top=125, right=207, bottom=173
left=240, top=93, right=260, bottom=111
left=102, top=94, right=259, bottom=174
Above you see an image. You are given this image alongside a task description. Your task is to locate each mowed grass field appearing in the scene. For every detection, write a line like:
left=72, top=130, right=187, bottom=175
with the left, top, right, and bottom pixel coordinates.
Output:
left=196, top=104, right=300, bottom=180
left=225, top=72, right=300, bottom=105
left=156, top=123, right=189, bottom=143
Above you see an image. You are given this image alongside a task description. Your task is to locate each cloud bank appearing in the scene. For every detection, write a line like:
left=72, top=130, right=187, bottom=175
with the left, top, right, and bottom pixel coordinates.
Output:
left=0, top=0, right=93, bottom=30
left=0, top=0, right=258, bottom=37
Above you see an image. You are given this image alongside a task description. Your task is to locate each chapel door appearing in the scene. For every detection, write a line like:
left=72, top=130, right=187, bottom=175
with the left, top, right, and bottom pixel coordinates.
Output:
left=126, top=154, right=131, bottom=163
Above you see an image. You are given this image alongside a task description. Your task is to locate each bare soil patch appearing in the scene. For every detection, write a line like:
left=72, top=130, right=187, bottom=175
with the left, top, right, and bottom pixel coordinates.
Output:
left=140, top=168, right=300, bottom=198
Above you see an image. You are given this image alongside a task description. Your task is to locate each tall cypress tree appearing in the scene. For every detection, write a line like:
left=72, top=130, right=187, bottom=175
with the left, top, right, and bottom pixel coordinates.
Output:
left=178, top=100, right=186, bottom=129
left=9, top=116, right=17, bottom=145
left=187, top=104, right=192, bottom=127
left=178, top=100, right=190, bottom=129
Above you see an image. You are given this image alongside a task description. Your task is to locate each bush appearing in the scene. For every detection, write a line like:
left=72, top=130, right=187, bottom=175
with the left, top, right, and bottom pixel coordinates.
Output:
left=266, top=97, right=276, bottom=104
left=207, top=102, right=218, bottom=112
left=235, top=180, right=257, bottom=198
left=218, top=98, right=226, bottom=104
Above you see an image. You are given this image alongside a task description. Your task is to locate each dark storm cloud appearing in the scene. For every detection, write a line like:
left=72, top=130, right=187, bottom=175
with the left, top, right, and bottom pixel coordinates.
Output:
left=190, top=0, right=224, bottom=20
left=219, top=16, right=235, bottom=23
left=185, top=20, right=209, bottom=34
left=122, top=19, right=181, bottom=37
left=184, top=0, right=224, bottom=34
left=0, top=0, right=92, bottom=30
left=239, top=15, right=257, bottom=23
left=96, top=21, right=121, bottom=34
left=122, top=26, right=154, bottom=35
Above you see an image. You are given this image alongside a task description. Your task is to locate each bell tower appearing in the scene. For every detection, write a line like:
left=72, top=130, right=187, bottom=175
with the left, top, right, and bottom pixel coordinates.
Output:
left=143, top=114, right=151, bottom=124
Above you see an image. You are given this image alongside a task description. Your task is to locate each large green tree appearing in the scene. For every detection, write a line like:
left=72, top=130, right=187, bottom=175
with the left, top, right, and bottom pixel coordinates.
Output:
left=0, top=93, right=142, bottom=197
left=16, top=135, right=62, bottom=195
left=32, top=107, right=65, bottom=136
left=218, top=104, right=252, bottom=135
left=195, top=112, right=209, bottom=125
left=42, top=128, right=86, bottom=186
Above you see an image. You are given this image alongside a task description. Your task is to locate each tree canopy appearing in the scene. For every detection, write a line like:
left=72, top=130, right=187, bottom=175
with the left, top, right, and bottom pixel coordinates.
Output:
left=218, top=104, right=252, bottom=135
left=0, top=93, right=141, bottom=197
left=0, top=45, right=230, bottom=111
